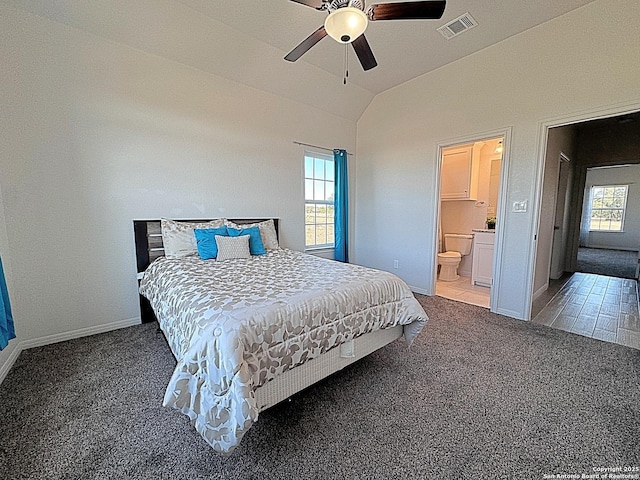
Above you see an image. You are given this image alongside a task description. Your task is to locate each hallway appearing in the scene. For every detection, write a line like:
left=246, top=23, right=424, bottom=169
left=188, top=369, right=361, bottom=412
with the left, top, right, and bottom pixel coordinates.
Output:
left=532, top=272, right=640, bottom=349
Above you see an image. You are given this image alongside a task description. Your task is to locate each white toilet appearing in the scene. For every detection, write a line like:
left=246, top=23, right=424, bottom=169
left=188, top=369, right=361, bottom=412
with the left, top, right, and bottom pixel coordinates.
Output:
left=438, top=234, right=474, bottom=282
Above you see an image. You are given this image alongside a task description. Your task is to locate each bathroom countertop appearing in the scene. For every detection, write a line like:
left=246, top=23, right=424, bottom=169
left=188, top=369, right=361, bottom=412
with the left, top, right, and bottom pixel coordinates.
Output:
left=472, top=229, right=496, bottom=233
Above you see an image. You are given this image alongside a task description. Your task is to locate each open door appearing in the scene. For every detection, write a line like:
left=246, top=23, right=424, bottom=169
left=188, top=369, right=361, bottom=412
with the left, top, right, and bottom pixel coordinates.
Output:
left=549, top=153, right=573, bottom=279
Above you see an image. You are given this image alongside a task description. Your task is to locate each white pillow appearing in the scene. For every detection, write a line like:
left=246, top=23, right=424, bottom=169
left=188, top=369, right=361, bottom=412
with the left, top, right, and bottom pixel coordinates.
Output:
left=161, top=218, right=226, bottom=258
left=225, top=219, right=279, bottom=250
left=215, top=235, right=251, bottom=261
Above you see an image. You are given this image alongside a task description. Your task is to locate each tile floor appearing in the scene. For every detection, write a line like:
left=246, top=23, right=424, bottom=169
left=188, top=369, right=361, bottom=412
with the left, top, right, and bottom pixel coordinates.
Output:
left=530, top=273, right=573, bottom=319
left=436, top=275, right=490, bottom=308
left=532, top=272, right=640, bottom=350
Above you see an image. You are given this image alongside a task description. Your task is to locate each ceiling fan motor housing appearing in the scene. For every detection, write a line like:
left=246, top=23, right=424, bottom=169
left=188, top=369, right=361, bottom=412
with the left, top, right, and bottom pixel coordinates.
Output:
left=327, top=0, right=365, bottom=13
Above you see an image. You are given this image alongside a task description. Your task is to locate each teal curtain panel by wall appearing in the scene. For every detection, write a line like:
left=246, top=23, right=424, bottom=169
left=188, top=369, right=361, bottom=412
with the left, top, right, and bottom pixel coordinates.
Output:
left=334, top=149, right=349, bottom=263
left=0, top=255, right=15, bottom=350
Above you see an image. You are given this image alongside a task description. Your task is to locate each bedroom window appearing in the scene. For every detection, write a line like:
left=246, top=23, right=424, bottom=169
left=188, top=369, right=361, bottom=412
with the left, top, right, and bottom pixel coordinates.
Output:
left=589, top=185, right=628, bottom=232
left=304, top=152, right=335, bottom=248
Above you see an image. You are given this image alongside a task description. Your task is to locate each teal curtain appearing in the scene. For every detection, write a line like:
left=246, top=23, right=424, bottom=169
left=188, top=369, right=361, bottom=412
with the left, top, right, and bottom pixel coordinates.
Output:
left=334, top=149, right=349, bottom=263
left=0, top=255, right=15, bottom=350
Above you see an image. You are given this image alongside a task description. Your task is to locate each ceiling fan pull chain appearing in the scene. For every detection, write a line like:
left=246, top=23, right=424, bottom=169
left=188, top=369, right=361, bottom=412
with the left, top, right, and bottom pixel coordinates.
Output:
left=343, top=43, right=349, bottom=85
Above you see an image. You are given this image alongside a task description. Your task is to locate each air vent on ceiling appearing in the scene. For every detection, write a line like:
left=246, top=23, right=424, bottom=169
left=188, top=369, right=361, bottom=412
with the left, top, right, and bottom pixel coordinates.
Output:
left=437, top=12, right=478, bottom=39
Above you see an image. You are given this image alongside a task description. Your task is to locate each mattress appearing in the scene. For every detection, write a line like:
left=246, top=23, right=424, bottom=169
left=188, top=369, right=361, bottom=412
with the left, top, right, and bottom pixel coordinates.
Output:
left=139, top=248, right=427, bottom=454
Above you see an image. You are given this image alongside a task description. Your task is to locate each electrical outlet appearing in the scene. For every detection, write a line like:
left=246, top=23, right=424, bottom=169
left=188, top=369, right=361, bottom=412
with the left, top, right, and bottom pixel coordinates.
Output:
left=393, top=260, right=399, bottom=269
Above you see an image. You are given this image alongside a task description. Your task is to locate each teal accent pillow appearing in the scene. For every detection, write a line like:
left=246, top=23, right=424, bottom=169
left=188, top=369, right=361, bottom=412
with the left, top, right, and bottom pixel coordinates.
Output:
left=227, top=226, right=266, bottom=255
left=194, top=227, right=229, bottom=259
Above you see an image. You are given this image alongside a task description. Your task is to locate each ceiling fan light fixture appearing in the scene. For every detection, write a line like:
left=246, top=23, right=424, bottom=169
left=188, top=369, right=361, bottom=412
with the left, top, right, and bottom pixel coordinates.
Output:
left=324, top=7, right=368, bottom=44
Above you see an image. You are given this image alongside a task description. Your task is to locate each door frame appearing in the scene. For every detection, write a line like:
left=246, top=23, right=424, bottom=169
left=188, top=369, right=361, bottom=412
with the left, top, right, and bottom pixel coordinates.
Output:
left=432, top=127, right=512, bottom=312
left=529, top=100, right=640, bottom=319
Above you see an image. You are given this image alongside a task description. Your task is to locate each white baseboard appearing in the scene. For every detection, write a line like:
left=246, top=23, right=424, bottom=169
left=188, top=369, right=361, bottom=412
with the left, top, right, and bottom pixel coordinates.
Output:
left=0, top=342, right=22, bottom=385
left=533, top=283, right=549, bottom=301
left=494, top=306, right=526, bottom=321
left=409, top=285, right=431, bottom=296
left=0, top=316, right=141, bottom=385
left=19, top=316, right=141, bottom=350
left=584, top=245, right=638, bottom=252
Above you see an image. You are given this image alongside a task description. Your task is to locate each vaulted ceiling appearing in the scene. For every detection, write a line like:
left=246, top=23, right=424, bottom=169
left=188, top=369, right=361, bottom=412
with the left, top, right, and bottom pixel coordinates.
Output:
left=5, top=0, right=597, bottom=120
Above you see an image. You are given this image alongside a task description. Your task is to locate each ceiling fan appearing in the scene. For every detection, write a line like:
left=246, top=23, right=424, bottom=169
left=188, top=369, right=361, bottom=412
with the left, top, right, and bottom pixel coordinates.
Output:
left=285, top=0, right=446, bottom=71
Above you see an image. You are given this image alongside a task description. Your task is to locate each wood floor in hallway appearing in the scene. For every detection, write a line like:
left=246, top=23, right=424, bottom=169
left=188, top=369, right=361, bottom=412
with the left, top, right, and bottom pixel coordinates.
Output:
left=532, top=272, right=640, bottom=350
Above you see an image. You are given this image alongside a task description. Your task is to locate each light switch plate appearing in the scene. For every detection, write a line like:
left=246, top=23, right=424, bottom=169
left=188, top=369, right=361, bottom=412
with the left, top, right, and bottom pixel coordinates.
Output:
left=512, top=200, right=528, bottom=213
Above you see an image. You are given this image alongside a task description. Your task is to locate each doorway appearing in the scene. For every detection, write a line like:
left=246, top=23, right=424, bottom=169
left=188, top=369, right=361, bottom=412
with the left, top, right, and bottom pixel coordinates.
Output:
left=435, top=136, right=504, bottom=309
left=531, top=109, right=640, bottom=319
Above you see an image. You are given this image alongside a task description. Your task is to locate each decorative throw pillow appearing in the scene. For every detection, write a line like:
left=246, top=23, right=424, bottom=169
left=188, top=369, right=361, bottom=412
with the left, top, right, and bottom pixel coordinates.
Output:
left=227, top=226, right=266, bottom=255
left=161, top=218, right=226, bottom=258
left=215, top=235, right=251, bottom=262
left=194, top=227, right=229, bottom=260
left=225, top=219, right=279, bottom=250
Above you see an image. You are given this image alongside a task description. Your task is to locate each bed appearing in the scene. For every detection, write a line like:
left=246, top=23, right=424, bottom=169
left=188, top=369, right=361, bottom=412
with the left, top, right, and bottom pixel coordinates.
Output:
left=135, top=218, right=428, bottom=454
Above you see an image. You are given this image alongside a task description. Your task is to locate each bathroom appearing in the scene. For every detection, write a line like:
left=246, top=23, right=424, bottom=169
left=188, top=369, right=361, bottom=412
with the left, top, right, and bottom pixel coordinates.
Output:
left=436, top=137, right=503, bottom=308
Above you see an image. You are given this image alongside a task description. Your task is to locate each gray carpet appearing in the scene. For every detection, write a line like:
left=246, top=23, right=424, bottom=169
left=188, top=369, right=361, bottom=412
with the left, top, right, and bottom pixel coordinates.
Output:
left=1, top=295, right=639, bottom=480
left=577, top=247, right=638, bottom=279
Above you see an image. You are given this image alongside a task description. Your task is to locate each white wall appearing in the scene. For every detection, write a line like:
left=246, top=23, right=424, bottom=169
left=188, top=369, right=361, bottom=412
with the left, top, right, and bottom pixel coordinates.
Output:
left=354, top=0, right=640, bottom=319
left=0, top=5, right=356, bottom=376
left=581, top=165, right=640, bottom=251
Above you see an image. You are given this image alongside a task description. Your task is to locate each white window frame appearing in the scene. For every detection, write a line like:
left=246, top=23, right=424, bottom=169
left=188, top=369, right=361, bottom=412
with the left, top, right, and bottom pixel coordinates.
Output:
left=588, top=184, right=628, bottom=232
left=304, top=151, right=335, bottom=250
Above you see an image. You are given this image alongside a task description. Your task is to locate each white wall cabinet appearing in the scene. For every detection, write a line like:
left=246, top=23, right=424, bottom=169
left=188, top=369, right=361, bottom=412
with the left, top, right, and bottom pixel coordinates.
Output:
left=441, top=145, right=479, bottom=200
left=472, top=232, right=495, bottom=287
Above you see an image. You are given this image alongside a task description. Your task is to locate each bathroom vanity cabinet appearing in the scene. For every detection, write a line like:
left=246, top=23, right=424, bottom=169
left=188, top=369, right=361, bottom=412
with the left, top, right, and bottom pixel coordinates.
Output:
left=472, top=231, right=494, bottom=287
left=441, top=145, right=479, bottom=200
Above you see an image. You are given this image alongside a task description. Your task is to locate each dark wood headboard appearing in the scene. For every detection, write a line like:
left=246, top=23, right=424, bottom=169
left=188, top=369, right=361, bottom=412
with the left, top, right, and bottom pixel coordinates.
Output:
left=133, top=218, right=279, bottom=273
left=133, top=218, right=279, bottom=323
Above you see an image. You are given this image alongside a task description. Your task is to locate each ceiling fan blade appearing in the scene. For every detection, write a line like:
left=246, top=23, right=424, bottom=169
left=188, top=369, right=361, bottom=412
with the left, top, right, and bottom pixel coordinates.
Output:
left=289, top=0, right=325, bottom=9
left=284, top=26, right=328, bottom=62
left=351, top=34, right=378, bottom=71
left=367, top=1, right=446, bottom=21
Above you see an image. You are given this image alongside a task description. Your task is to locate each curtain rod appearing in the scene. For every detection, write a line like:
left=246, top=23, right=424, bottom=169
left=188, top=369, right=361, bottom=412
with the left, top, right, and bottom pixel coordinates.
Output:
left=293, top=141, right=354, bottom=156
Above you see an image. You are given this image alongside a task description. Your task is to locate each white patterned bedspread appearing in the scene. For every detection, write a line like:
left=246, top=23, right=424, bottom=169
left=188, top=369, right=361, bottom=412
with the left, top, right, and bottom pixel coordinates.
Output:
left=139, top=248, right=427, bottom=454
